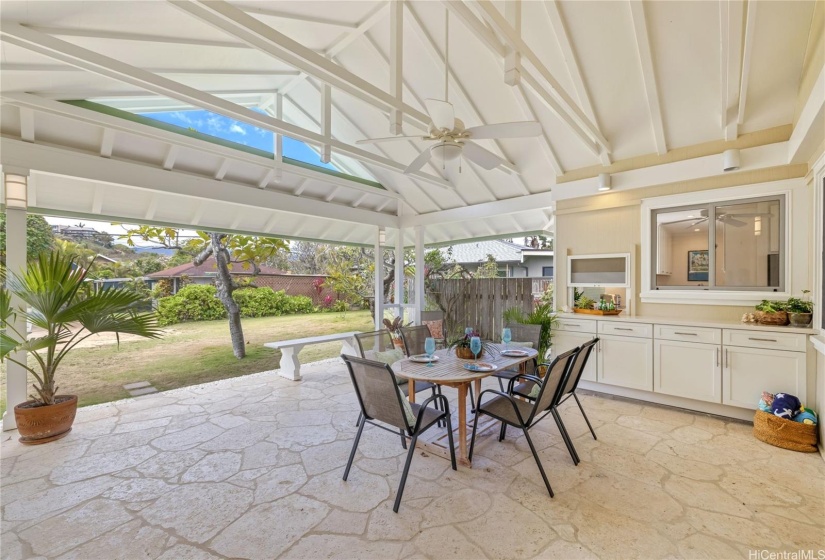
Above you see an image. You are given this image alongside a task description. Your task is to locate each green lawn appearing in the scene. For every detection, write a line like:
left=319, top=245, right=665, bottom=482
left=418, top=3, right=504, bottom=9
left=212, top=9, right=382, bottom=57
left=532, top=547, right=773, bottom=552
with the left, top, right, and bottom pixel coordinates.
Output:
left=0, top=310, right=373, bottom=415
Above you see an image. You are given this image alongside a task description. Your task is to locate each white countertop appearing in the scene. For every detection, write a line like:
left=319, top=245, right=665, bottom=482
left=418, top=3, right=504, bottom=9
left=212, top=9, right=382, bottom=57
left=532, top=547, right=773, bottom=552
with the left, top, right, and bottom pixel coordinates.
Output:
left=553, top=312, right=816, bottom=335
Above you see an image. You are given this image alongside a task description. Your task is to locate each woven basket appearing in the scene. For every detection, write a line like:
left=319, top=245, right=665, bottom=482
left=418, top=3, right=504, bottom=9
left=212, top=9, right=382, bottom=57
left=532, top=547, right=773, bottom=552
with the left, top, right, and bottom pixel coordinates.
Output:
left=455, top=346, right=482, bottom=360
left=753, top=410, right=818, bottom=453
left=754, top=311, right=789, bottom=325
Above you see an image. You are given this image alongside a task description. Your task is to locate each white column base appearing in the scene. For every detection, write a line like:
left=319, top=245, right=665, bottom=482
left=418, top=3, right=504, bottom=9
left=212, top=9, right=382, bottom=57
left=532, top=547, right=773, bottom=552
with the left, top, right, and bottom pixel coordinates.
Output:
left=278, top=345, right=303, bottom=381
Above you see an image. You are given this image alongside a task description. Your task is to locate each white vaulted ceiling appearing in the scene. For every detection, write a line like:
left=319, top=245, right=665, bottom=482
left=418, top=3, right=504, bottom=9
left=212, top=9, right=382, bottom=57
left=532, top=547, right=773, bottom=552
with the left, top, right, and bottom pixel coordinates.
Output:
left=0, top=1, right=820, bottom=246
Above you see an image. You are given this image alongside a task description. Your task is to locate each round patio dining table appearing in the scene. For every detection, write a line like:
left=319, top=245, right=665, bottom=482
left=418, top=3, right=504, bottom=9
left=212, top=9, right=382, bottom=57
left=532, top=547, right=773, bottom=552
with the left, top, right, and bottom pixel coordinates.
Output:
left=392, top=344, right=539, bottom=467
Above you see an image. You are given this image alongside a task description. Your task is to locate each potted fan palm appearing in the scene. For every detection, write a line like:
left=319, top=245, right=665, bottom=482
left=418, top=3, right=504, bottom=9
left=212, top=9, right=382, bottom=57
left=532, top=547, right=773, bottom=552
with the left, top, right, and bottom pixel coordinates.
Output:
left=1, top=253, right=162, bottom=444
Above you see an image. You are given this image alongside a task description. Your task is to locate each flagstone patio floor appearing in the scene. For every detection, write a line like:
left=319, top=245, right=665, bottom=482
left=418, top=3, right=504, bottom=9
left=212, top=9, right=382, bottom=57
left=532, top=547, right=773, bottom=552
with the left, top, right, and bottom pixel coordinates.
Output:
left=2, top=357, right=824, bottom=560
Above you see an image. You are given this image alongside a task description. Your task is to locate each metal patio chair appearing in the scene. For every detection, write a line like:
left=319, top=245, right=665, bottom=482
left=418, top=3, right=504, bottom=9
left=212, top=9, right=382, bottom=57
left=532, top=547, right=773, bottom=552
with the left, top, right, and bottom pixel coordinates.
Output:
left=556, top=337, right=599, bottom=441
left=492, top=323, right=543, bottom=391
left=341, top=354, right=455, bottom=513
left=468, top=347, right=580, bottom=497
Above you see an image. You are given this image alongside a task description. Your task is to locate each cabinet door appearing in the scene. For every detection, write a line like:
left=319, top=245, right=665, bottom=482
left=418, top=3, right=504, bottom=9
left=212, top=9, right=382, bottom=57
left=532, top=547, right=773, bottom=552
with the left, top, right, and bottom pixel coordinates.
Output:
left=552, top=332, right=597, bottom=381
left=654, top=339, right=721, bottom=403
left=723, top=347, right=807, bottom=409
left=597, top=335, right=653, bottom=390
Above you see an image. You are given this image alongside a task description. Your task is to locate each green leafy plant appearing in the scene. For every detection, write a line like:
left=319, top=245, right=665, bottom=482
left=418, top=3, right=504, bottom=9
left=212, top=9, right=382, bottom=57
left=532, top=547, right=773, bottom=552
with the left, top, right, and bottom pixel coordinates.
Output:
left=446, top=329, right=499, bottom=355
left=786, top=290, right=813, bottom=314
left=755, top=300, right=787, bottom=313
left=502, top=303, right=557, bottom=359
left=574, top=296, right=595, bottom=310
left=0, top=253, right=162, bottom=405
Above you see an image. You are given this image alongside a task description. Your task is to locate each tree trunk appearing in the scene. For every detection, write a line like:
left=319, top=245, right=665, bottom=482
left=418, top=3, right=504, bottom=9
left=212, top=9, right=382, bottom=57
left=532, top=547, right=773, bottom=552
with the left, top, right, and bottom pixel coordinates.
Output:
left=208, top=233, right=246, bottom=359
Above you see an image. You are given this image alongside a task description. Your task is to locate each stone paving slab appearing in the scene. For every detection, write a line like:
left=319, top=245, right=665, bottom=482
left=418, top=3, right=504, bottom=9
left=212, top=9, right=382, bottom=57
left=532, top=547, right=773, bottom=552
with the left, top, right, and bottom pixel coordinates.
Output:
left=127, top=387, right=158, bottom=397
left=2, top=357, right=823, bottom=560
left=123, top=382, right=152, bottom=391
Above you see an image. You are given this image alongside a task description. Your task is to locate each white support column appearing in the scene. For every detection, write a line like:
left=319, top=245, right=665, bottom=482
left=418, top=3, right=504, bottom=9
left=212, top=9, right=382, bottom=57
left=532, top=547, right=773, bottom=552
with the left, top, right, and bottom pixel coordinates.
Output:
left=374, top=227, right=384, bottom=330
left=414, top=226, right=425, bottom=325
left=394, top=227, right=404, bottom=318
left=2, top=170, right=30, bottom=431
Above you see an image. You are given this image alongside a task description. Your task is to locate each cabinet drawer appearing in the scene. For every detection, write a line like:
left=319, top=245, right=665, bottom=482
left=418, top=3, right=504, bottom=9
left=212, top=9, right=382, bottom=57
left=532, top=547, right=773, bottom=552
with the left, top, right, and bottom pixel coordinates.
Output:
left=555, top=318, right=597, bottom=333
left=655, top=324, right=721, bottom=345
left=722, top=329, right=807, bottom=352
left=598, top=321, right=652, bottom=338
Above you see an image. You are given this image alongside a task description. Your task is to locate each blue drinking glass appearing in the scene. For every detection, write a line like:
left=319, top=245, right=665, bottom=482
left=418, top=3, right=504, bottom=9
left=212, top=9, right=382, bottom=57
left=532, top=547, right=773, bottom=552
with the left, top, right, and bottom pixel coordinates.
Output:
left=470, top=336, right=482, bottom=362
left=502, top=328, right=512, bottom=351
left=424, top=337, right=436, bottom=368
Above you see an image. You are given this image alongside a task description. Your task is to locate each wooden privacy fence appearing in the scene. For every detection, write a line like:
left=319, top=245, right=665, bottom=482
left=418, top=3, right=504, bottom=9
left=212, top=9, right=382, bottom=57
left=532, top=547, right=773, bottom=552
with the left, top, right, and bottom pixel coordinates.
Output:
left=427, top=278, right=534, bottom=341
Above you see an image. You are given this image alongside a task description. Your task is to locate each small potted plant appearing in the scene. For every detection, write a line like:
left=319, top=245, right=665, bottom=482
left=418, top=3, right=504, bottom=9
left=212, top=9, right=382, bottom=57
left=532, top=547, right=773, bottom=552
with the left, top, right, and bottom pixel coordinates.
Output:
left=786, top=291, right=813, bottom=327
left=1, top=253, right=162, bottom=444
left=382, top=316, right=408, bottom=349
left=447, top=329, right=496, bottom=360
left=754, top=300, right=789, bottom=326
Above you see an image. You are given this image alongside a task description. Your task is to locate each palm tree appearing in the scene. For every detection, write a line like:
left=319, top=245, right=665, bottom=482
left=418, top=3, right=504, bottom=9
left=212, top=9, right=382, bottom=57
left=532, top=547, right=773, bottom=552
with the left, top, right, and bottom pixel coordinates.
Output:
left=1, top=252, right=162, bottom=405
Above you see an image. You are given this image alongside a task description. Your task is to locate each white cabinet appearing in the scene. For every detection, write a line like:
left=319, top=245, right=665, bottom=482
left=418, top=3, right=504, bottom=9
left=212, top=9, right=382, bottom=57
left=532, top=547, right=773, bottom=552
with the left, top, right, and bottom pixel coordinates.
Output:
left=656, top=226, right=672, bottom=275
left=552, top=331, right=598, bottom=381
left=654, top=339, right=721, bottom=403
left=597, top=334, right=654, bottom=391
left=722, top=346, right=807, bottom=409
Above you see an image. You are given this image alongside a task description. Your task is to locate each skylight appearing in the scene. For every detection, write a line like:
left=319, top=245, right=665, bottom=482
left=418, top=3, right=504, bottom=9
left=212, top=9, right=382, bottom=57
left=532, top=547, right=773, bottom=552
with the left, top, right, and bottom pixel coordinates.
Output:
left=72, top=99, right=381, bottom=187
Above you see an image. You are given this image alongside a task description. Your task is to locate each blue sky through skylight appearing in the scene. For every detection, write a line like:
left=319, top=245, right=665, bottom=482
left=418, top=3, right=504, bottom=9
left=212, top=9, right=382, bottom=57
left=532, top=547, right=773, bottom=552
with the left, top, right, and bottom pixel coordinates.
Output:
left=140, top=109, right=338, bottom=171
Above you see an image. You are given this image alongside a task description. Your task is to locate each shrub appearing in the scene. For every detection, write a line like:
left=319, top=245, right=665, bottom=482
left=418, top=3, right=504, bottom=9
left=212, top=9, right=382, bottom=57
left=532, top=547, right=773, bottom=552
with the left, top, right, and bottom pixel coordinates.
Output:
left=157, top=285, right=319, bottom=325
left=156, top=284, right=226, bottom=326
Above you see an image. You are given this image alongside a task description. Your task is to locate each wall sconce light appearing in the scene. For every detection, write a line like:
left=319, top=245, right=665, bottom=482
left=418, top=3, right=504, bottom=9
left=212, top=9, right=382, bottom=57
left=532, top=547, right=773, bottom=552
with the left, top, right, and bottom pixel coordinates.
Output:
left=378, top=228, right=386, bottom=246
left=3, top=174, right=28, bottom=209
left=722, top=149, right=740, bottom=172
left=597, top=173, right=612, bottom=192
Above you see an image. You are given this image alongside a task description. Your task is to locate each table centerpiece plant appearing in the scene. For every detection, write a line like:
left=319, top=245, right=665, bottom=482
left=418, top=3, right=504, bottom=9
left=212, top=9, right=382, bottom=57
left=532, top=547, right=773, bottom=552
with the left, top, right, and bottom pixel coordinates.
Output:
left=447, top=329, right=497, bottom=360
left=0, top=253, right=162, bottom=444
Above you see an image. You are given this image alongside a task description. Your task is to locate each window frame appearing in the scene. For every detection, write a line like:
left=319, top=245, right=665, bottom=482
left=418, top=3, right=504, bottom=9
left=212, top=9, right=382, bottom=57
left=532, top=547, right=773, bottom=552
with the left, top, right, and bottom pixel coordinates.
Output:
left=640, top=182, right=794, bottom=306
left=542, top=266, right=554, bottom=278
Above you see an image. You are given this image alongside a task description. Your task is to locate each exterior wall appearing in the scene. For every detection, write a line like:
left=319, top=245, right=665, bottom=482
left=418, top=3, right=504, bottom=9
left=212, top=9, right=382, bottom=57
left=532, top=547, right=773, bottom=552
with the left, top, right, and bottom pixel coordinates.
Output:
left=555, top=163, right=810, bottom=323
left=244, top=275, right=335, bottom=306
left=523, top=255, right=554, bottom=278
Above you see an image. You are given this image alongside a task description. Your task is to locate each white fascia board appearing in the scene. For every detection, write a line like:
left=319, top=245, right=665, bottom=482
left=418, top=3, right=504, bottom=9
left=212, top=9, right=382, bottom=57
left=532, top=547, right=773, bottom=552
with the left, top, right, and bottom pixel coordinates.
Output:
left=2, top=93, right=401, bottom=201
left=400, top=191, right=554, bottom=228
left=0, top=138, right=398, bottom=229
left=551, top=142, right=791, bottom=201
left=788, top=64, right=825, bottom=164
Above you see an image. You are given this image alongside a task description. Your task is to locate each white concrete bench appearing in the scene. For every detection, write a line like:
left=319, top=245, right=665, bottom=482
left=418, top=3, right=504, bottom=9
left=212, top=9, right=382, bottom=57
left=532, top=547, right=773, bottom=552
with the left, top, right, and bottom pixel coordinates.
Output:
left=265, top=331, right=361, bottom=381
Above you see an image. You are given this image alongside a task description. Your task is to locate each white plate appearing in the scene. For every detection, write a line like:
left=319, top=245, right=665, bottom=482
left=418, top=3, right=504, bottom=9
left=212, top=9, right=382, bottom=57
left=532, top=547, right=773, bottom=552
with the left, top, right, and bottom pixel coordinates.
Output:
left=501, top=349, right=530, bottom=357
left=409, top=355, right=439, bottom=363
left=463, top=362, right=495, bottom=372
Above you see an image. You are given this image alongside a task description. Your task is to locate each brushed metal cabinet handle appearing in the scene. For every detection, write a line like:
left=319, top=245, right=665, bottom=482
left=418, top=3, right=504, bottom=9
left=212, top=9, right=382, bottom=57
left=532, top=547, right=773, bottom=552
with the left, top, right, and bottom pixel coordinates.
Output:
left=725, top=348, right=729, bottom=368
left=716, top=347, right=720, bottom=367
left=615, top=327, right=633, bottom=331
left=749, top=337, right=778, bottom=343
left=674, top=332, right=698, bottom=336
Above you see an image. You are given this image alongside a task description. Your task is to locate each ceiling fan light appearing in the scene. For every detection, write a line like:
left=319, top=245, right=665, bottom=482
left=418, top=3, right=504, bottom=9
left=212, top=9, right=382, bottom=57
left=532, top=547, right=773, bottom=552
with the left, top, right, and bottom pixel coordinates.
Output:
left=430, top=143, right=462, bottom=165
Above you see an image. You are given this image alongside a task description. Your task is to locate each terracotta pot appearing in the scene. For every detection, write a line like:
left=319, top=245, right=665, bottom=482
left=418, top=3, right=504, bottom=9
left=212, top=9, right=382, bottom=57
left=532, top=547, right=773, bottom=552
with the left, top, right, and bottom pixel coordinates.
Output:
left=455, top=346, right=482, bottom=360
left=14, top=395, right=78, bottom=445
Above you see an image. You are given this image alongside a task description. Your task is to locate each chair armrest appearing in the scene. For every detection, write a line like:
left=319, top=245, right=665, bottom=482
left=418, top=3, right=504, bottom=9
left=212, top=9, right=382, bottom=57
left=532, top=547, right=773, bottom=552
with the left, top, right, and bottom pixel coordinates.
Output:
left=507, top=374, right=542, bottom=394
left=412, top=393, right=451, bottom=433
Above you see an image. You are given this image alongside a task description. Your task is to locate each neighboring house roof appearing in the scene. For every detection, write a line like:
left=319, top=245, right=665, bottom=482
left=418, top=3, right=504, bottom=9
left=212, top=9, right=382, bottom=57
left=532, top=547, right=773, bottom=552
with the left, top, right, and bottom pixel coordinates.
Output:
left=442, top=240, right=530, bottom=265
left=147, top=257, right=286, bottom=278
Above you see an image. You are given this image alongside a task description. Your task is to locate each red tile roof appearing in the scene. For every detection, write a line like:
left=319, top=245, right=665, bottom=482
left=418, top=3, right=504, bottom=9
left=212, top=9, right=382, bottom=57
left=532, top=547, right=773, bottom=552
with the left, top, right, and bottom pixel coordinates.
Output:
left=147, top=257, right=286, bottom=278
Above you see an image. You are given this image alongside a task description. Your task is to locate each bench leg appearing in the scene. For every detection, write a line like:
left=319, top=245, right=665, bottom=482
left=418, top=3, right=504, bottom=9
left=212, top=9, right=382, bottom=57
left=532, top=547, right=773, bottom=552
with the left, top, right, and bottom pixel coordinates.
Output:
left=278, top=346, right=303, bottom=381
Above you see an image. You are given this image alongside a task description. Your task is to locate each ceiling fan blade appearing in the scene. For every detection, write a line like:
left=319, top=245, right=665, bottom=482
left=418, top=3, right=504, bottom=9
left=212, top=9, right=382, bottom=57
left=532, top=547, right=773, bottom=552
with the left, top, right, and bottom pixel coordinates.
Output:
left=465, top=121, right=542, bottom=139
left=356, top=135, right=426, bottom=145
left=404, top=148, right=434, bottom=174
left=425, top=99, right=455, bottom=130
left=664, top=218, right=702, bottom=225
left=722, top=216, right=747, bottom=227
left=683, top=218, right=708, bottom=229
left=462, top=141, right=509, bottom=170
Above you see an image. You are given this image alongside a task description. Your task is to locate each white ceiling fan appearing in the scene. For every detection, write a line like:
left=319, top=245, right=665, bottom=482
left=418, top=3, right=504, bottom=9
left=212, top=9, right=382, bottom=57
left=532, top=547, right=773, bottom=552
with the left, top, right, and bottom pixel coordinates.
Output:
left=666, top=209, right=768, bottom=229
left=355, top=9, right=542, bottom=175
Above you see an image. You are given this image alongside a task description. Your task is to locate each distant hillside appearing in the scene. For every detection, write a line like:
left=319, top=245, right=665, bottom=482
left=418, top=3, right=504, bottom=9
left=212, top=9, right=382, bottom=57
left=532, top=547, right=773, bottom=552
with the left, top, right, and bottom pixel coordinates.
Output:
left=133, top=246, right=176, bottom=256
